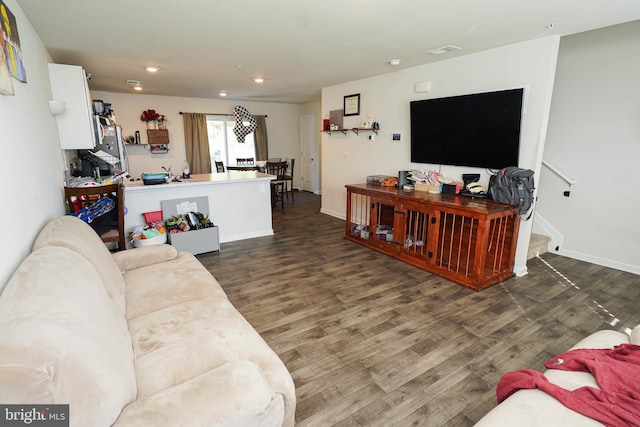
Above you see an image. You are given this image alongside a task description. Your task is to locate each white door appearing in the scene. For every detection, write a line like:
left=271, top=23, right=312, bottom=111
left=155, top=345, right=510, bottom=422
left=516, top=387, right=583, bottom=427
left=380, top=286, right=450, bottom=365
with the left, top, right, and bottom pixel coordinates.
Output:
left=300, top=115, right=319, bottom=194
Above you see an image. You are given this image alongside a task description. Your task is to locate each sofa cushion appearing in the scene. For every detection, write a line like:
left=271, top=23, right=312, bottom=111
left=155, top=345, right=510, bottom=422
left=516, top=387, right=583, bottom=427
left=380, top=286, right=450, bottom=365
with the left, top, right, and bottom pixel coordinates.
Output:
left=475, top=389, right=604, bottom=426
left=0, top=246, right=136, bottom=427
left=130, top=294, right=284, bottom=395
left=112, top=244, right=179, bottom=273
left=124, top=251, right=296, bottom=425
left=123, top=252, right=227, bottom=320
left=114, top=360, right=285, bottom=427
left=33, top=215, right=127, bottom=314
left=631, top=324, right=640, bottom=345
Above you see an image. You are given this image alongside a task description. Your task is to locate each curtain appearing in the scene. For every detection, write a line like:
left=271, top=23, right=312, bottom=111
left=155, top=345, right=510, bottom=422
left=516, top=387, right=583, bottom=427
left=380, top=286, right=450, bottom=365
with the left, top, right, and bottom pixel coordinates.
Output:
left=182, top=113, right=211, bottom=174
left=254, top=115, right=269, bottom=161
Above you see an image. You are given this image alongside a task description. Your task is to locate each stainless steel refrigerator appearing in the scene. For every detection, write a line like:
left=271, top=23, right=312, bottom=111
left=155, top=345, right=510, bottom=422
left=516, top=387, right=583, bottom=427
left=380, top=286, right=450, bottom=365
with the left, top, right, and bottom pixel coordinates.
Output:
left=91, top=117, right=128, bottom=175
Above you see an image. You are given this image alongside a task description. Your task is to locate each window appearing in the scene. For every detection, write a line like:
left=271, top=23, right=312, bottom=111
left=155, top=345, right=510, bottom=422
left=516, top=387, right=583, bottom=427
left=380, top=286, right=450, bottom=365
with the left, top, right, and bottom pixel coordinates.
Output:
left=207, top=116, right=255, bottom=166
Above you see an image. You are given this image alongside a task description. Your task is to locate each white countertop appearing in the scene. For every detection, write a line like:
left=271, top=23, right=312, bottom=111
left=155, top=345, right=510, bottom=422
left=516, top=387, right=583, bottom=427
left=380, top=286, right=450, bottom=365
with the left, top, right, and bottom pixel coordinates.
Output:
left=123, top=172, right=274, bottom=192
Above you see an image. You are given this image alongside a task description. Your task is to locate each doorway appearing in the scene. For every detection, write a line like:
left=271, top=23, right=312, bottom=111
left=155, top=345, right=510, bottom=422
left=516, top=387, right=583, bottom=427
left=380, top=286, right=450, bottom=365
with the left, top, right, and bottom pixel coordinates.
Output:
left=300, top=115, right=319, bottom=194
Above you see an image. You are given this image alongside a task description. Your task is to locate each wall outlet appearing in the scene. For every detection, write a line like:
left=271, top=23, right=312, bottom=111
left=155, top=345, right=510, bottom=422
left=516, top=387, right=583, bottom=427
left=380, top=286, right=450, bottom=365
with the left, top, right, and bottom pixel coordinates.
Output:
left=392, top=132, right=402, bottom=142
left=368, top=134, right=375, bottom=141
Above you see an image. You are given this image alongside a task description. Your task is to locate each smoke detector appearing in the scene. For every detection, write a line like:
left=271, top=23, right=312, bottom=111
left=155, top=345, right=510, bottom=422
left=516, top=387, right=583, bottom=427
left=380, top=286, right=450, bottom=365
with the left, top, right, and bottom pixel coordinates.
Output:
left=427, top=45, right=461, bottom=56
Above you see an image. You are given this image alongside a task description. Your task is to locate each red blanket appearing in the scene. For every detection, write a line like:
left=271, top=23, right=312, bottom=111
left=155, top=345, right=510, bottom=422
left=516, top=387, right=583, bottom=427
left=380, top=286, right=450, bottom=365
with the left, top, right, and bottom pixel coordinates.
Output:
left=496, top=344, right=640, bottom=427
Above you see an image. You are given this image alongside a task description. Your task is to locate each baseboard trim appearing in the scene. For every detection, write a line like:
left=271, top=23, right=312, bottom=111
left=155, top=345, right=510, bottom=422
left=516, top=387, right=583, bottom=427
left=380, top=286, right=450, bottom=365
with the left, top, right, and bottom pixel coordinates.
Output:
left=555, top=248, right=640, bottom=275
left=219, top=229, right=274, bottom=244
left=320, top=208, right=345, bottom=220
left=513, top=265, right=528, bottom=277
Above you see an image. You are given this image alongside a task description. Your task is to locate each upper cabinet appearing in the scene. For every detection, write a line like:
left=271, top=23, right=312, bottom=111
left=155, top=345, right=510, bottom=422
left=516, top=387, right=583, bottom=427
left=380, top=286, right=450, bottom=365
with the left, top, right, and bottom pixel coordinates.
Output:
left=48, top=63, right=95, bottom=149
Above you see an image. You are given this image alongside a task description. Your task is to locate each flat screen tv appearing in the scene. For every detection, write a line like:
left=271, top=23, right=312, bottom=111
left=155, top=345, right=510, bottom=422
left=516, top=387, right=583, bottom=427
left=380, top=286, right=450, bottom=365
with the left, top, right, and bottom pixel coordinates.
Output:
left=410, top=88, right=523, bottom=170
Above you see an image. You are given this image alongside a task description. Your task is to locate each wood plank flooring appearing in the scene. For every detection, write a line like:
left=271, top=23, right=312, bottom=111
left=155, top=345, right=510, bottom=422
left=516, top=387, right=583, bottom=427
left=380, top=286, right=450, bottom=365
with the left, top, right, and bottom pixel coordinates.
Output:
left=197, top=191, right=640, bottom=426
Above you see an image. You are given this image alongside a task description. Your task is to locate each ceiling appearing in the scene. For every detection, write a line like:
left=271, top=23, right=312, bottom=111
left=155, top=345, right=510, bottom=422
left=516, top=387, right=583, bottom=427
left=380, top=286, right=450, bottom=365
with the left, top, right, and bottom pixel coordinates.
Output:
left=16, top=0, right=640, bottom=104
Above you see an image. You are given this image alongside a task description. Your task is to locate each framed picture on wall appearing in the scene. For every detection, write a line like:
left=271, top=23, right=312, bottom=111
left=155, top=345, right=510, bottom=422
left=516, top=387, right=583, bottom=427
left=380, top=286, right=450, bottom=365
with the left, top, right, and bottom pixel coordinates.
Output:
left=0, top=21, right=13, bottom=95
left=343, top=93, right=360, bottom=116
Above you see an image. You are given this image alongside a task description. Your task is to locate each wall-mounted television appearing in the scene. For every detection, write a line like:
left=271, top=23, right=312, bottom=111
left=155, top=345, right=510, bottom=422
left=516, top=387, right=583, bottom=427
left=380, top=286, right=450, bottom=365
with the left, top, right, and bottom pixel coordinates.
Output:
left=410, top=88, right=524, bottom=170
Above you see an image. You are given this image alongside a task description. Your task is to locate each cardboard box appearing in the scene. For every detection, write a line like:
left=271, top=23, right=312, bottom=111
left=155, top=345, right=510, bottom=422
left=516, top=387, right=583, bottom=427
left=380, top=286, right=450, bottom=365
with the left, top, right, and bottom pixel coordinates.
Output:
left=415, top=182, right=440, bottom=193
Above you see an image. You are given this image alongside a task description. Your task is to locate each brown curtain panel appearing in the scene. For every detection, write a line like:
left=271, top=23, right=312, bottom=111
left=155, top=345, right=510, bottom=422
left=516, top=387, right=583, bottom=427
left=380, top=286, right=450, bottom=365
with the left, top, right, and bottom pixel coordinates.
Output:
left=254, top=115, right=269, bottom=161
left=182, top=113, right=211, bottom=174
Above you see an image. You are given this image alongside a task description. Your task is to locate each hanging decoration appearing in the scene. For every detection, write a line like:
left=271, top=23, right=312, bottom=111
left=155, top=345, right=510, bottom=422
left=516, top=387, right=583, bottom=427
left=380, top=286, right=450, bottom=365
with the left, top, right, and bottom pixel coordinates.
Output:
left=233, top=105, right=257, bottom=143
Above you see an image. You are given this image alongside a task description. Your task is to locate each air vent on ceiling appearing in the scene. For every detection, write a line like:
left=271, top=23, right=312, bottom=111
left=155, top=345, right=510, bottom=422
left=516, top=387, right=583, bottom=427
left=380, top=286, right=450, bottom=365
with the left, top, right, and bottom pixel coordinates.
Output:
left=126, top=79, right=141, bottom=86
left=427, top=45, right=461, bottom=56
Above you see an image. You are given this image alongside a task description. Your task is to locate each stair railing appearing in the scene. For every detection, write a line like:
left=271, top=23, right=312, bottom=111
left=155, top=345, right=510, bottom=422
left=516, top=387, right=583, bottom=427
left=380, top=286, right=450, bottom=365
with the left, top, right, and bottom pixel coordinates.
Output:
left=541, top=159, right=577, bottom=186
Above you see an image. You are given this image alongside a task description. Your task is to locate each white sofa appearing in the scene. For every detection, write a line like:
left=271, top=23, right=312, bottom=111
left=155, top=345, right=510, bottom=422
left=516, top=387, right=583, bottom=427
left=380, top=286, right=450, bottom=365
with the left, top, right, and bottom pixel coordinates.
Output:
left=0, top=216, right=296, bottom=427
left=476, top=325, right=640, bottom=426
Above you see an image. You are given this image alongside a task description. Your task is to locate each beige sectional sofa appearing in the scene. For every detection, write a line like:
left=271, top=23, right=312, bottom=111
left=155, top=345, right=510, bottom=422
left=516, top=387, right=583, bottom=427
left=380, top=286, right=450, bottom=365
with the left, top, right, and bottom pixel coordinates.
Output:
left=0, top=216, right=295, bottom=427
left=476, top=325, right=640, bottom=426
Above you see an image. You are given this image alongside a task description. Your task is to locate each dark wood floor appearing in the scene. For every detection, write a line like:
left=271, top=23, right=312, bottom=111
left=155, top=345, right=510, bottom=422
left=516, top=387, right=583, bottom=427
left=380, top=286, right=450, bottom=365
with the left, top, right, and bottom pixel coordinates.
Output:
left=197, top=191, right=640, bottom=426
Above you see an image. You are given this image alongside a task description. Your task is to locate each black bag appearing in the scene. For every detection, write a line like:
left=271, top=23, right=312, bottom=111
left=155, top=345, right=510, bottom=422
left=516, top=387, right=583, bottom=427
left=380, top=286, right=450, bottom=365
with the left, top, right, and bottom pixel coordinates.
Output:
left=488, top=167, right=535, bottom=220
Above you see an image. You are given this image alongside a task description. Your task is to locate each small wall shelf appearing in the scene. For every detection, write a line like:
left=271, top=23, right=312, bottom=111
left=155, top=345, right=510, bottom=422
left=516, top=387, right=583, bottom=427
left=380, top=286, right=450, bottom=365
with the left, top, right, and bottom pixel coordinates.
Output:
left=324, top=127, right=379, bottom=136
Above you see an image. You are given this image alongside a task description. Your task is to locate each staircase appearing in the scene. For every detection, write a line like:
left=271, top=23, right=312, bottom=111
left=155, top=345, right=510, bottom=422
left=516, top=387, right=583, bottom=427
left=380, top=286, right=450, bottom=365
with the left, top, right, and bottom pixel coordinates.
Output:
left=528, top=233, right=552, bottom=259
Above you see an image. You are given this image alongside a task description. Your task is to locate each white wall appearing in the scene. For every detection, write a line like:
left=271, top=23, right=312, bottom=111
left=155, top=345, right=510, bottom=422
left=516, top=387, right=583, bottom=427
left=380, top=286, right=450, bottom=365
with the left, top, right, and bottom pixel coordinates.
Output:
left=90, top=91, right=302, bottom=187
left=0, top=0, right=67, bottom=290
left=320, top=36, right=561, bottom=276
left=537, top=21, right=640, bottom=274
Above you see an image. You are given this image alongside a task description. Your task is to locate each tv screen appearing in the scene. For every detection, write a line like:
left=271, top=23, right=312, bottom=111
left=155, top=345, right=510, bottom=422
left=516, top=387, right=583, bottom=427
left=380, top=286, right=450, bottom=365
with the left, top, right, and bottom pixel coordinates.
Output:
left=410, top=88, right=523, bottom=170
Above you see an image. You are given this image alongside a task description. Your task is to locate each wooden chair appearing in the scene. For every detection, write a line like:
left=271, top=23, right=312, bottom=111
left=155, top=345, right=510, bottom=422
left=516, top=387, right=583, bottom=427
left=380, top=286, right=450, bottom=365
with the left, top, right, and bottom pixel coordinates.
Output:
left=236, top=157, right=255, bottom=165
left=266, top=161, right=287, bottom=209
left=64, top=183, right=126, bottom=251
left=283, top=158, right=295, bottom=202
left=215, top=161, right=225, bottom=173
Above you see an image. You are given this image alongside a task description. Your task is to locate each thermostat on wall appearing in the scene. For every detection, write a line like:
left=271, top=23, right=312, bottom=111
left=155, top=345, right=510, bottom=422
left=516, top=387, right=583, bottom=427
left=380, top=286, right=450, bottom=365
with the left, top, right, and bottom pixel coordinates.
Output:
left=392, top=132, right=402, bottom=142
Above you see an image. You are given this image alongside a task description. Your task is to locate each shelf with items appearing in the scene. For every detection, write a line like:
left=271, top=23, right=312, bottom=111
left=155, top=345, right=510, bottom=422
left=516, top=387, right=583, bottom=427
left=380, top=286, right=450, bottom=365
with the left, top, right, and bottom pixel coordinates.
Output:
left=324, top=127, right=379, bottom=136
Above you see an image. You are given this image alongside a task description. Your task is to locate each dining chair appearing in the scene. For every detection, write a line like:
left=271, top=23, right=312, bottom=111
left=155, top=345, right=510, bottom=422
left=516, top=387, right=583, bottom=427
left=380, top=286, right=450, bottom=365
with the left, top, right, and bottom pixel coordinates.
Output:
left=266, top=161, right=287, bottom=209
left=236, top=157, right=255, bottom=165
left=283, top=158, right=295, bottom=202
left=64, top=183, right=126, bottom=251
left=215, top=161, right=225, bottom=173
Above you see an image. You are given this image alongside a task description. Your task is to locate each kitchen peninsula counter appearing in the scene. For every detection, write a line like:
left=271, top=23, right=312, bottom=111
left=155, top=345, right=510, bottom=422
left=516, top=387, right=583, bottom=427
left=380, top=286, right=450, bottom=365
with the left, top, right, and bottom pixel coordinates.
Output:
left=123, top=172, right=275, bottom=248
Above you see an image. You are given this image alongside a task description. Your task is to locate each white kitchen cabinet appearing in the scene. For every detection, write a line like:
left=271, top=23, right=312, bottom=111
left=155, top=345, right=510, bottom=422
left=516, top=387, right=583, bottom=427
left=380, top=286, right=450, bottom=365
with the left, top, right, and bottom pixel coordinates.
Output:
left=48, top=63, right=95, bottom=149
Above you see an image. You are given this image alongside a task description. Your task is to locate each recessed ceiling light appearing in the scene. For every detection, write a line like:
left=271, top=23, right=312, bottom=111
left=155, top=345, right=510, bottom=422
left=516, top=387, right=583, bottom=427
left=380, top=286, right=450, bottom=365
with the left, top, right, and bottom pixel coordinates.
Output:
left=134, top=86, right=143, bottom=91
left=427, top=45, right=461, bottom=55
left=389, top=59, right=401, bottom=66
left=146, top=66, right=159, bottom=72
left=253, top=77, right=264, bottom=83
left=218, top=91, right=227, bottom=97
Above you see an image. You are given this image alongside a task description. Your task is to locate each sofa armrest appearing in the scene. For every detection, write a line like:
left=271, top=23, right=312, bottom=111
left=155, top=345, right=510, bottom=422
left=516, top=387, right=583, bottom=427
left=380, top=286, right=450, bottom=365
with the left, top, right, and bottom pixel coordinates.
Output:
left=113, top=360, right=285, bottom=427
left=112, top=244, right=179, bottom=272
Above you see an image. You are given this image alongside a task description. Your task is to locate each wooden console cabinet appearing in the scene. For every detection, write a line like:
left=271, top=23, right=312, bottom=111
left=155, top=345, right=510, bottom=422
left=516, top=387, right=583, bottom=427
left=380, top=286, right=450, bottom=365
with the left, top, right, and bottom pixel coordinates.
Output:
left=345, top=184, right=520, bottom=291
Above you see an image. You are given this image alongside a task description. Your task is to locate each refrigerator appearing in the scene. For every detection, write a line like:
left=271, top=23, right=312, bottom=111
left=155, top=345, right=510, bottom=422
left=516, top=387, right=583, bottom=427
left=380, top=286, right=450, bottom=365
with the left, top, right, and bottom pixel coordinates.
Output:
left=79, top=116, right=128, bottom=177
